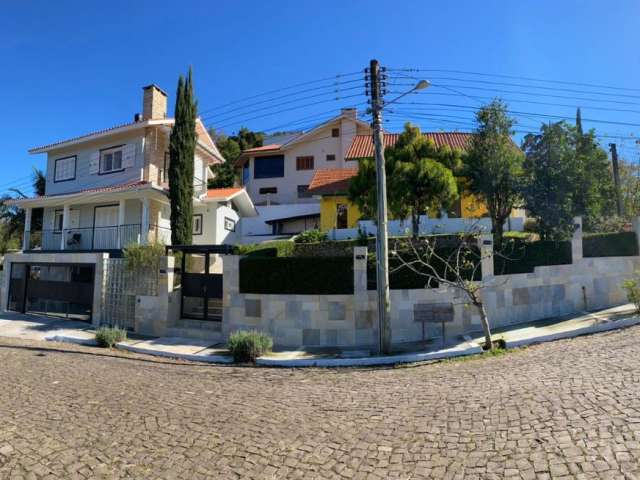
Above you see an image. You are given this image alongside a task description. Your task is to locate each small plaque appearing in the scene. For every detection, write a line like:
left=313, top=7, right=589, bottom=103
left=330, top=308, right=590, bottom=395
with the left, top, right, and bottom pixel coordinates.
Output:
left=483, top=239, right=492, bottom=246
left=355, top=254, right=366, bottom=260
left=414, top=303, right=454, bottom=323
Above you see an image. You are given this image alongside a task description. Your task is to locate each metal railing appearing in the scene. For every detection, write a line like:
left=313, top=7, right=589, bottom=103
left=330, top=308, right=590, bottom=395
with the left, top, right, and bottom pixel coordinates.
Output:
left=26, top=224, right=149, bottom=251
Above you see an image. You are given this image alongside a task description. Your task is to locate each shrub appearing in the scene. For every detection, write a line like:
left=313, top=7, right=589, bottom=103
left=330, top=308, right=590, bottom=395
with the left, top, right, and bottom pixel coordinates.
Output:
left=622, top=276, right=640, bottom=313
left=294, top=229, right=328, bottom=244
left=240, top=256, right=353, bottom=294
left=235, top=240, right=295, bottom=258
left=95, top=326, right=127, bottom=348
left=227, top=330, right=273, bottom=363
left=124, top=242, right=165, bottom=271
left=583, top=215, right=627, bottom=234
left=583, top=231, right=638, bottom=258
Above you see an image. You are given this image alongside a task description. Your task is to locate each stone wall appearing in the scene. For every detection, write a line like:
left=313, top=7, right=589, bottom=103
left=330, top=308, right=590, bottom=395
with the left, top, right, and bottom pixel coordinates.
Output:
left=223, top=219, right=640, bottom=349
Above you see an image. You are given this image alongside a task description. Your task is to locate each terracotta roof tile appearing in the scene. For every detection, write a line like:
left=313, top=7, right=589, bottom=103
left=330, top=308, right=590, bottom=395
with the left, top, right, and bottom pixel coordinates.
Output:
left=308, top=168, right=358, bottom=195
left=241, top=144, right=282, bottom=154
left=346, top=132, right=473, bottom=159
left=206, top=187, right=243, bottom=198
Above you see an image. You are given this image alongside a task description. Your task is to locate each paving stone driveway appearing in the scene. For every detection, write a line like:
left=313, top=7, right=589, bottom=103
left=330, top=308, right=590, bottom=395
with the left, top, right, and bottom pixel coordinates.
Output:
left=2, top=326, right=640, bottom=479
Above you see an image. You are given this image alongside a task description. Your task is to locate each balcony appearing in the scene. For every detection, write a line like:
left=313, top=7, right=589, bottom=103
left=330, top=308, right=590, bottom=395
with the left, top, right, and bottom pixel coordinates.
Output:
left=25, top=224, right=171, bottom=252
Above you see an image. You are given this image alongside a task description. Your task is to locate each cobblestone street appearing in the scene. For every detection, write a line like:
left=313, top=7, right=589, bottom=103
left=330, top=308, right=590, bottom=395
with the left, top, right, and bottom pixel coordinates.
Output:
left=1, top=326, right=640, bottom=479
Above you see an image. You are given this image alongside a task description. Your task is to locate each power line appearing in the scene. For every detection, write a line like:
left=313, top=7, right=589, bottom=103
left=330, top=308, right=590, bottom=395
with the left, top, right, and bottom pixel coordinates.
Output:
left=210, top=93, right=365, bottom=130
left=199, top=71, right=362, bottom=115
left=202, top=78, right=364, bottom=119
left=202, top=84, right=363, bottom=124
left=388, top=68, right=640, bottom=93
left=391, top=102, right=640, bottom=128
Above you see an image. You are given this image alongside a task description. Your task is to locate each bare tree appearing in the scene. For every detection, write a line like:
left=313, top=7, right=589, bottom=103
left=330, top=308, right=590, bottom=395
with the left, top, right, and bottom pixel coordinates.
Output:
left=390, top=227, right=503, bottom=350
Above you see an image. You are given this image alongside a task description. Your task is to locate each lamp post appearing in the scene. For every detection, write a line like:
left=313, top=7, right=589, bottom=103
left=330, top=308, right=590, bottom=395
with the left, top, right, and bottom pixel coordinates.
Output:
left=368, top=59, right=429, bottom=354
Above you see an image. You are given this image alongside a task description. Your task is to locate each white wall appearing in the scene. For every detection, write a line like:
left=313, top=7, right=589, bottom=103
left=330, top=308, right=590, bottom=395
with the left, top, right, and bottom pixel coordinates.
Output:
left=193, top=202, right=240, bottom=246
left=243, top=117, right=368, bottom=205
left=240, top=203, right=321, bottom=237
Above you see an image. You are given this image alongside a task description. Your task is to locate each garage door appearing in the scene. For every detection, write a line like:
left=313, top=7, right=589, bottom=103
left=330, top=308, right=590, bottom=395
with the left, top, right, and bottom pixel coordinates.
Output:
left=8, top=263, right=95, bottom=322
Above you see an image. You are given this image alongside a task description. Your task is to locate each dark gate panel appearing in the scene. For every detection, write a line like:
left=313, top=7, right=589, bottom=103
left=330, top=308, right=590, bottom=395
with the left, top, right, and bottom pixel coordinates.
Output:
left=8, top=263, right=95, bottom=322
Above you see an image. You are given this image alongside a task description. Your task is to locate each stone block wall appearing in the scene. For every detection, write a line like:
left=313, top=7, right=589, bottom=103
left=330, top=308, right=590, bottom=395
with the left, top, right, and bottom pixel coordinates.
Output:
left=222, top=217, right=640, bottom=349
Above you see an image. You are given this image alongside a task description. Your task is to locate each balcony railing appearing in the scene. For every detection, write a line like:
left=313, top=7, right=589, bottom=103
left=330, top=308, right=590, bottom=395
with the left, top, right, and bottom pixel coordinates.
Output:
left=25, top=224, right=172, bottom=251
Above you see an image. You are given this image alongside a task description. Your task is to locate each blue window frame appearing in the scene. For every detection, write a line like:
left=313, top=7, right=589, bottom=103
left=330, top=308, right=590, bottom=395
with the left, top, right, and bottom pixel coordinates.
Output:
left=242, top=163, right=250, bottom=185
left=254, top=155, right=284, bottom=179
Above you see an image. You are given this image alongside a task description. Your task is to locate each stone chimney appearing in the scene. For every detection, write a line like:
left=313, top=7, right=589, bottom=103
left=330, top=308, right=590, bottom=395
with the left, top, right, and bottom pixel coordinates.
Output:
left=142, top=84, right=168, bottom=120
left=341, top=108, right=357, bottom=119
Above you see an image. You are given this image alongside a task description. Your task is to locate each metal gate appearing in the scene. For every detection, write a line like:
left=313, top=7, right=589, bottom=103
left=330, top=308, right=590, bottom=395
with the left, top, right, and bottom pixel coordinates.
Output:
left=7, top=263, right=95, bottom=322
left=167, top=245, right=233, bottom=322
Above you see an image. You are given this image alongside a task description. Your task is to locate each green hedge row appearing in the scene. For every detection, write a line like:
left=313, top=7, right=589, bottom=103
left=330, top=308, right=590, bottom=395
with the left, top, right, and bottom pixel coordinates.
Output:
left=367, top=247, right=481, bottom=290
left=239, top=257, right=353, bottom=294
left=494, top=239, right=572, bottom=275
left=583, top=231, right=638, bottom=258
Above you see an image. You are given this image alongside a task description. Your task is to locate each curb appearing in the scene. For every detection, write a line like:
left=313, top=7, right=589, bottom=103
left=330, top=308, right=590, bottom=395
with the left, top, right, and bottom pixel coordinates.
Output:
left=504, top=316, right=640, bottom=349
left=115, top=342, right=234, bottom=364
left=256, top=344, right=483, bottom=368
left=45, top=334, right=98, bottom=346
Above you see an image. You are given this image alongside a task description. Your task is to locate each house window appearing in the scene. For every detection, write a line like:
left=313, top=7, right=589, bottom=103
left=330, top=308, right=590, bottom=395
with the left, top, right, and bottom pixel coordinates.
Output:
left=224, top=217, right=236, bottom=232
left=53, top=210, right=64, bottom=232
left=331, top=128, right=340, bottom=137
left=296, top=156, right=314, bottom=170
left=297, top=185, right=311, bottom=198
left=100, top=146, right=124, bottom=174
left=242, top=163, right=250, bottom=185
left=54, top=156, right=76, bottom=182
left=336, top=204, right=348, bottom=229
left=254, top=155, right=284, bottom=179
left=326, top=154, right=336, bottom=161
left=192, top=214, right=203, bottom=235
left=259, top=187, right=277, bottom=195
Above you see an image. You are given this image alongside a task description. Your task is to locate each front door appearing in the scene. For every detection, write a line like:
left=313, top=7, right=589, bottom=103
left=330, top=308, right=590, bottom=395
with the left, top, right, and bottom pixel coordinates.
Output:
left=93, top=205, right=119, bottom=249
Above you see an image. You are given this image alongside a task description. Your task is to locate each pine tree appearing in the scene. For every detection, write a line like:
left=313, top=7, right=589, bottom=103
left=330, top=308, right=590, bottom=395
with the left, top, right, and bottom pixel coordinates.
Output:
left=168, top=68, right=197, bottom=245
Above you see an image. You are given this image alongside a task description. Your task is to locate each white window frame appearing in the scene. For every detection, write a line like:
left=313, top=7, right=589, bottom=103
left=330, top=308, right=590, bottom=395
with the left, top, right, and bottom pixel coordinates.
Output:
left=100, top=146, right=124, bottom=174
left=54, top=156, right=76, bottom=183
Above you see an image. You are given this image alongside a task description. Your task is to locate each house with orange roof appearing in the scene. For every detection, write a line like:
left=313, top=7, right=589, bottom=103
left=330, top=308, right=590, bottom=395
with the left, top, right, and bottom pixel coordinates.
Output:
left=235, top=108, right=371, bottom=239
left=308, top=132, right=525, bottom=234
left=4, top=85, right=256, bottom=322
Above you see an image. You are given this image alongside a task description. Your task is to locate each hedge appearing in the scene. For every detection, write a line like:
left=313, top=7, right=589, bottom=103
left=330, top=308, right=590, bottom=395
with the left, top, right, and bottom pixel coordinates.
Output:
left=235, top=240, right=295, bottom=258
left=367, top=246, right=481, bottom=290
left=494, top=239, right=572, bottom=275
left=583, top=231, right=638, bottom=258
left=239, top=256, right=353, bottom=294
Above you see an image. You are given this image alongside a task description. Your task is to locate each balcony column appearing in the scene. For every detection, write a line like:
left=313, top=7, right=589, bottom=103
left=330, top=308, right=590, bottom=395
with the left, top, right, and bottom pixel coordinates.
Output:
left=141, top=197, right=150, bottom=245
left=23, top=207, right=32, bottom=251
left=60, top=204, right=70, bottom=250
left=117, top=199, right=126, bottom=249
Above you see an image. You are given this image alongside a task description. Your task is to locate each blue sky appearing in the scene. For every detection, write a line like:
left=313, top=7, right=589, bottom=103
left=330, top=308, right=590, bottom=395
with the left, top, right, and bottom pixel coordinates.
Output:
left=2, top=0, right=639, bottom=194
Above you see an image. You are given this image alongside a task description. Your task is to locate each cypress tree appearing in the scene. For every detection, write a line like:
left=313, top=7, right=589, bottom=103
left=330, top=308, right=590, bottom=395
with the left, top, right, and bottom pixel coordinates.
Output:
left=168, top=68, right=197, bottom=245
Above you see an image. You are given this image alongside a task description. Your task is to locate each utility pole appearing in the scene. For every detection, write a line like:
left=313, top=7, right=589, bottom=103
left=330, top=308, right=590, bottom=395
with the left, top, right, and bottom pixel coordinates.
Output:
left=609, top=143, right=623, bottom=217
left=367, top=59, right=391, bottom=354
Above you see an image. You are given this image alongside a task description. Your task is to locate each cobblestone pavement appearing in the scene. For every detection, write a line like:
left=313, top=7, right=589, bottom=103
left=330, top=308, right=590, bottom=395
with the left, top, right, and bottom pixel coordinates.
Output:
left=2, top=327, right=640, bottom=480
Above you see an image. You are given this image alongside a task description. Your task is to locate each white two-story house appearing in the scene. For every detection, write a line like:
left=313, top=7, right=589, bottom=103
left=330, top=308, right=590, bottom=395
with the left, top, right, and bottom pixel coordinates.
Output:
left=236, top=108, right=371, bottom=240
left=2, top=84, right=255, bottom=321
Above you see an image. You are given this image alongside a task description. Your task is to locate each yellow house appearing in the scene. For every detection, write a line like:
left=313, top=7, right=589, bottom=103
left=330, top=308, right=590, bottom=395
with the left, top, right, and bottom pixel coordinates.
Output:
left=307, top=132, right=504, bottom=231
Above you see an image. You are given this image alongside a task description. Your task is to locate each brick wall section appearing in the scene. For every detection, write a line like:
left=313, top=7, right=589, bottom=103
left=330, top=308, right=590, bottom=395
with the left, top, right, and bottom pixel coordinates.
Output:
left=142, top=85, right=167, bottom=120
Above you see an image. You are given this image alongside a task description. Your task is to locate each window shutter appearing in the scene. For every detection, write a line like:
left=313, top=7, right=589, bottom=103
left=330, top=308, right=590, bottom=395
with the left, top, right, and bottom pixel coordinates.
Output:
left=122, top=144, right=136, bottom=168
left=89, top=151, right=99, bottom=174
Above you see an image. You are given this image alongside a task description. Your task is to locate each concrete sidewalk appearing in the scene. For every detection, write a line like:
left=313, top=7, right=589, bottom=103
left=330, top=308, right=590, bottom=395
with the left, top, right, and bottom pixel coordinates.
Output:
left=0, top=305, right=638, bottom=367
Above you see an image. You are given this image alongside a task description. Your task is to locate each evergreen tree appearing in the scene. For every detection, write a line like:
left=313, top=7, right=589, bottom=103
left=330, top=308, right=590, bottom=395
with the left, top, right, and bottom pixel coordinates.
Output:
left=571, top=107, right=615, bottom=228
left=521, top=122, right=576, bottom=240
left=168, top=68, right=197, bottom=245
left=348, top=123, right=460, bottom=237
left=465, top=99, right=524, bottom=246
